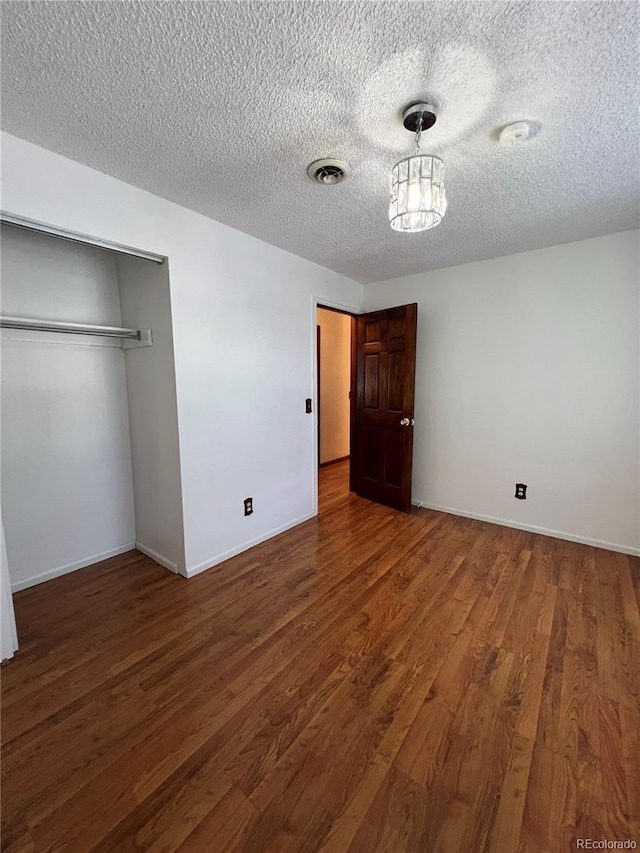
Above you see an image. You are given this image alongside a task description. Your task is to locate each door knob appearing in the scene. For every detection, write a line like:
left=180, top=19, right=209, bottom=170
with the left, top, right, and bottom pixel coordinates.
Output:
left=400, top=417, right=415, bottom=426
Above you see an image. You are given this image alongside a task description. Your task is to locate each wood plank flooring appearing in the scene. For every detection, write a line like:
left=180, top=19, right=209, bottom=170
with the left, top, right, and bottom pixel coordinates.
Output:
left=2, top=461, right=639, bottom=852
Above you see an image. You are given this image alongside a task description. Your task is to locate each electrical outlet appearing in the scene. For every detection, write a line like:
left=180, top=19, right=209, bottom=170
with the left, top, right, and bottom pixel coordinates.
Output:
left=244, top=497, right=253, bottom=516
left=515, top=484, right=527, bottom=500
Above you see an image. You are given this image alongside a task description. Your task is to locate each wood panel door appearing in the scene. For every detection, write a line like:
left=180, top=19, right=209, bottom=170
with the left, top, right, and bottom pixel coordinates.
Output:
left=353, top=303, right=417, bottom=512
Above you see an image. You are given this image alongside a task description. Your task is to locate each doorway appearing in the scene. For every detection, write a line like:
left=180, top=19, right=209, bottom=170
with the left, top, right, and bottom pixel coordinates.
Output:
left=316, top=305, right=355, bottom=508
left=315, top=300, right=418, bottom=515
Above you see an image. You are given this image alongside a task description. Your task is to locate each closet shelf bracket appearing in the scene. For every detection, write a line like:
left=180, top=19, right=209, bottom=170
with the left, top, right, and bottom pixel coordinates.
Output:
left=122, top=329, right=153, bottom=349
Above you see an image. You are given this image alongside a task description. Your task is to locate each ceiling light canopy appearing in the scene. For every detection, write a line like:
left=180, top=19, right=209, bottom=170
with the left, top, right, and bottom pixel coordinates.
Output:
left=389, top=103, right=447, bottom=233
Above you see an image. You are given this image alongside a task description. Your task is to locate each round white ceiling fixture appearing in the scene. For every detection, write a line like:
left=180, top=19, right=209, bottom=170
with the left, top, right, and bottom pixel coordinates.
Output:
left=389, top=102, right=447, bottom=233
left=307, top=159, right=350, bottom=185
left=499, top=121, right=531, bottom=147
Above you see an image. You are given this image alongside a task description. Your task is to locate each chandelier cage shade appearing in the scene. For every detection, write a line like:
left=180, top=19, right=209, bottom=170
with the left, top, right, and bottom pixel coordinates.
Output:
left=389, top=102, right=447, bottom=233
left=389, top=153, right=447, bottom=233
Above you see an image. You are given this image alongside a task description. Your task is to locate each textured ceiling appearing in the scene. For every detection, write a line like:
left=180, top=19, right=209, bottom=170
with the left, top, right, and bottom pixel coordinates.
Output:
left=1, top=1, right=638, bottom=283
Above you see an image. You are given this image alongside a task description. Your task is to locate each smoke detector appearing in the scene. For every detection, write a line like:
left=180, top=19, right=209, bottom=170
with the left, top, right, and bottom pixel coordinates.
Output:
left=307, top=159, right=350, bottom=185
left=499, top=121, right=531, bottom=147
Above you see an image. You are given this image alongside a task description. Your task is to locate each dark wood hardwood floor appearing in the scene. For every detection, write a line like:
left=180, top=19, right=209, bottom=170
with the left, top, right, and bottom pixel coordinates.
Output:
left=2, top=461, right=639, bottom=852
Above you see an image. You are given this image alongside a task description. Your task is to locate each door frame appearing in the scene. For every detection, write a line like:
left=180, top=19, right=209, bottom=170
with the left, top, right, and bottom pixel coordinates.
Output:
left=312, top=297, right=362, bottom=515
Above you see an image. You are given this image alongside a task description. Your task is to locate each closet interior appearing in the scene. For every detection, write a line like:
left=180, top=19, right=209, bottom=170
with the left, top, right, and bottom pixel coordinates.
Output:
left=0, top=219, right=185, bottom=595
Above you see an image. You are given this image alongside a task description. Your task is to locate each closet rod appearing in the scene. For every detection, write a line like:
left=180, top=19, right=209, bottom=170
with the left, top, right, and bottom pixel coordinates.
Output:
left=0, top=315, right=141, bottom=340
left=0, top=212, right=165, bottom=264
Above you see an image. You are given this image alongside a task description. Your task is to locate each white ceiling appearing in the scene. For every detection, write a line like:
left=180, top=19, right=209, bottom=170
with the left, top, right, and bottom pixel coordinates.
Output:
left=1, top=1, right=638, bottom=283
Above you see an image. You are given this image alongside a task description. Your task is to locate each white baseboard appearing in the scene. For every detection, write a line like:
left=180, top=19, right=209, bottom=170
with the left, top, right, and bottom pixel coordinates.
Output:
left=11, top=542, right=137, bottom=592
left=135, top=542, right=180, bottom=574
left=411, top=500, right=640, bottom=557
left=186, top=510, right=317, bottom=579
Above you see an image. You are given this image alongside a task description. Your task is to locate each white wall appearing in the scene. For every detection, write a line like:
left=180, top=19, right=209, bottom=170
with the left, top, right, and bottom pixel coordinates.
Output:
left=317, top=308, right=351, bottom=464
left=117, top=256, right=184, bottom=573
left=0, top=132, right=363, bottom=577
left=364, top=231, right=640, bottom=554
left=0, top=226, right=136, bottom=590
left=2, top=136, right=635, bottom=573
left=1, top=514, right=18, bottom=660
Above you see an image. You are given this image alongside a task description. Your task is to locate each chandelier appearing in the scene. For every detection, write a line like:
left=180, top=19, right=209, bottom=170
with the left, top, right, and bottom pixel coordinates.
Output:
left=389, top=103, right=447, bottom=233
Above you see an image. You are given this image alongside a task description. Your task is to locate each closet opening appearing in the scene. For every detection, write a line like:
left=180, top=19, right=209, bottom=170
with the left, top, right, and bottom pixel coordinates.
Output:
left=0, top=220, right=183, bottom=603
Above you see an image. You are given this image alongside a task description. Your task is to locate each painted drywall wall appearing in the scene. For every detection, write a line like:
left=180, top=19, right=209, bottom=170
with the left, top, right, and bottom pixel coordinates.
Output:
left=1, top=132, right=363, bottom=576
left=1, top=515, right=18, bottom=660
left=117, top=256, right=184, bottom=573
left=0, top=226, right=136, bottom=590
left=364, top=230, right=640, bottom=554
left=317, top=308, right=351, bottom=464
